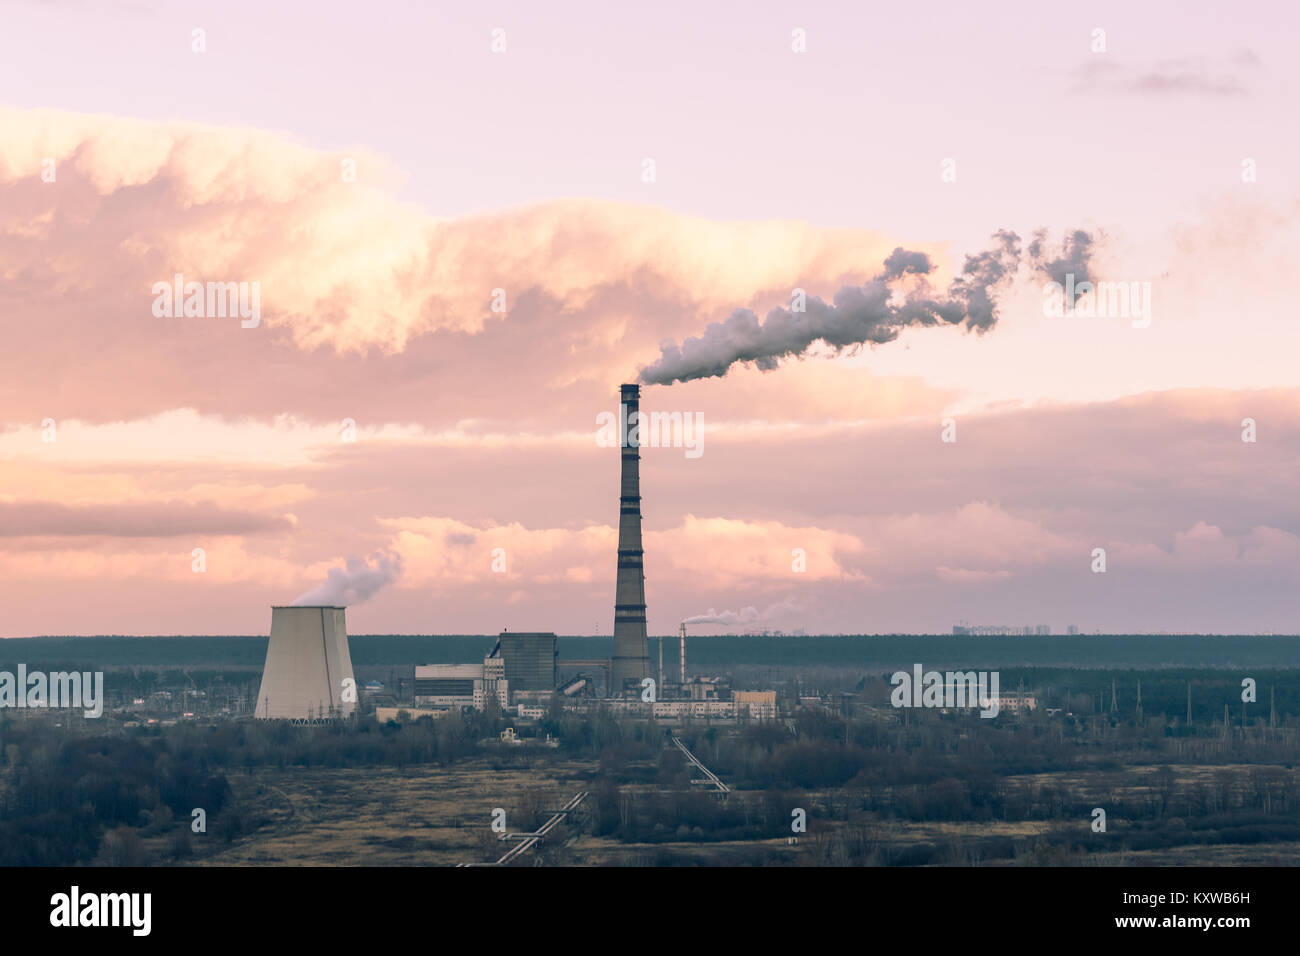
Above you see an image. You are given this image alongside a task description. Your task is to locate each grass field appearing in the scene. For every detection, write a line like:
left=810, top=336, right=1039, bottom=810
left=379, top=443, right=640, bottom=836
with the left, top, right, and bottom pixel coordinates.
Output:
left=182, top=755, right=1300, bottom=867
left=197, top=758, right=597, bottom=866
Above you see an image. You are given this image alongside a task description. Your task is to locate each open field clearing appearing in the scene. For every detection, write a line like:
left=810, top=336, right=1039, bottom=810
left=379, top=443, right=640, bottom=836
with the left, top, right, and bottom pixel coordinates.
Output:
left=197, top=759, right=597, bottom=866
left=170, top=755, right=1300, bottom=867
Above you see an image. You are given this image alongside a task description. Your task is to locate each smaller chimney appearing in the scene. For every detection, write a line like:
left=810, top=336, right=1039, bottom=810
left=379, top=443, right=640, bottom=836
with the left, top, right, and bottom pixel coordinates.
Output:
left=679, top=622, right=687, bottom=686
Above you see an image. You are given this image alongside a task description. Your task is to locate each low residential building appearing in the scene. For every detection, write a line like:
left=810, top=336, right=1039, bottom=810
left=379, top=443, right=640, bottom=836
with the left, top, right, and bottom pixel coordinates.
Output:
left=999, top=692, right=1038, bottom=713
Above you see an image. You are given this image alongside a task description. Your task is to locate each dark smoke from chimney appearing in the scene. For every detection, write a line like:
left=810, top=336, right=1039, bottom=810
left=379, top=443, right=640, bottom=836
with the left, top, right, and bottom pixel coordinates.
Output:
left=638, top=227, right=1099, bottom=386
left=1029, top=228, right=1096, bottom=288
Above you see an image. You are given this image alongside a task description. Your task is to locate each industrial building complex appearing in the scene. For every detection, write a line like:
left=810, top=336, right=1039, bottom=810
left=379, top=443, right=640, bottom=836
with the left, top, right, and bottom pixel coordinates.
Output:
left=252, top=385, right=793, bottom=725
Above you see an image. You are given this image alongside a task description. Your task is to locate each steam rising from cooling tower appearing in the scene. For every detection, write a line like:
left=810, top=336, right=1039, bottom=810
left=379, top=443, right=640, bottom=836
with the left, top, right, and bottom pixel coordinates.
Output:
left=639, top=228, right=1099, bottom=385
left=292, top=548, right=403, bottom=607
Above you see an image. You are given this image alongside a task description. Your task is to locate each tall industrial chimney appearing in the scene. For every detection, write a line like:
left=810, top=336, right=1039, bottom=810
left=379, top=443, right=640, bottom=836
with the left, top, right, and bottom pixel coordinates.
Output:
left=612, top=383, right=650, bottom=693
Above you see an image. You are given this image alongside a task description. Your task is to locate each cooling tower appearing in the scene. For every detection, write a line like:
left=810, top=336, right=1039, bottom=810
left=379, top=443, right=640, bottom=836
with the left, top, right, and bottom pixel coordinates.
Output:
left=255, top=606, right=356, bottom=720
left=612, top=383, right=650, bottom=693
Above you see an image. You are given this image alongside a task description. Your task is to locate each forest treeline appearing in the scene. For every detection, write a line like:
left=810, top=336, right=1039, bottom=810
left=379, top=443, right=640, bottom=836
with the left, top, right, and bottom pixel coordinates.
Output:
left=572, top=707, right=1300, bottom=865
left=0, top=713, right=490, bottom=865
left=6, top=634, right=1300, bottom=670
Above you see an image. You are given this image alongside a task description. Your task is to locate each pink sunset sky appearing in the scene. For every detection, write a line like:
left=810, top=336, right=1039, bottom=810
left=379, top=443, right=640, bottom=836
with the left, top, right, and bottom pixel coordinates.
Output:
left=1, top=1, right=1298, bottom=636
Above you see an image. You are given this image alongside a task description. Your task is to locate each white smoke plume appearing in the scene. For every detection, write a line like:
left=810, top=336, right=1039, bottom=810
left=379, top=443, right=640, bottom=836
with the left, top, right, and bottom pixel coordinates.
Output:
left=639, top=228, right=1099, bottom=385
left=684, top=597, right=800, bottom=628
left=291, top=548, right=404, bottom=607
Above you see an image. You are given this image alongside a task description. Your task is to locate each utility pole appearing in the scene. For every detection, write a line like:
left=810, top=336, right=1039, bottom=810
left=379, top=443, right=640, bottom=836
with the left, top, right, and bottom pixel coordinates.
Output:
left=1187, top=682, right=1192, bottom=727
left=1110, top=679, right=1117, bottom=715
left=1136, top=680, right=1143, bottom=723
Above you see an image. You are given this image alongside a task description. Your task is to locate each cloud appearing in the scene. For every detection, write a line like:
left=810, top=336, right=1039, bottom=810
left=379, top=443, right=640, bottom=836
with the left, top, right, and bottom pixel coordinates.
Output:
left=1071, top=55, right=1260, bottom=97
left=378, top=513, right=865, bottom=591
left=0, top=537, right=304, bottom=589
left=0, top=500, right=292, bottom=537
left=935, top=566, right=1014, bottom=584
left=0, top=106, right=920, bottom=358
left=0, top=107, right=976, bottom=432
left=872, top=502, right=1078, bottom=580
left=4, top=386, right=1300, bottom=634
left=1114, top=521, right=1300, bottom=570
left=3, top=105, right=1298, bottom=635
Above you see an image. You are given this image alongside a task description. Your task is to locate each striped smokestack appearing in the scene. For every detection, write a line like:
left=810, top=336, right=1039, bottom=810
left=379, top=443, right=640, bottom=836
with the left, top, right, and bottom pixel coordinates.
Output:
left=612, top=383, right=650, bottom=693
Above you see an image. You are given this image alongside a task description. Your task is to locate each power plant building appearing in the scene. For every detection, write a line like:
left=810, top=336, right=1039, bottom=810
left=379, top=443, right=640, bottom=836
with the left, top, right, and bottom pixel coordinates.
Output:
left=414, top=658, right=508, bottom=710
left=255, top=605, right=356, bottom=721
left=497, top=632, right=557, bottom=692
left=612, top=383, right=650, bottom=694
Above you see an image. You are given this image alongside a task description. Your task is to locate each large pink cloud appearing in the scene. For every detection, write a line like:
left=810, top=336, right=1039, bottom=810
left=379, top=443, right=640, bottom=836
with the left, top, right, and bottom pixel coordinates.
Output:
left=0, top=107, right=951, bottom=431
left=4, top=107, right=1299, bottom=636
